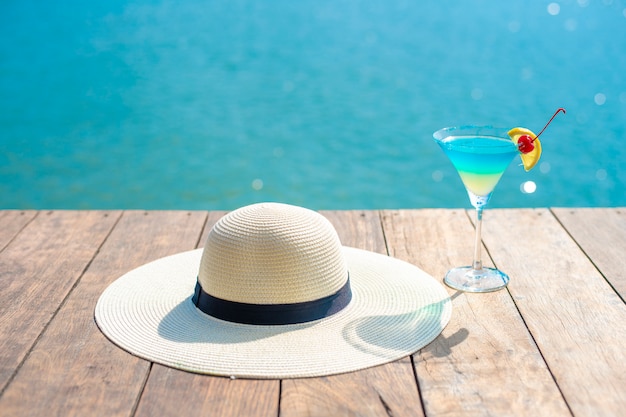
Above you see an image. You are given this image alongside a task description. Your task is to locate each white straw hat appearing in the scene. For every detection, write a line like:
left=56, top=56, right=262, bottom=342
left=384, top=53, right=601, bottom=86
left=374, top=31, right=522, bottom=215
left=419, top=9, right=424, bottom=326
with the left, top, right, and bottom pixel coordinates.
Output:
left=95, top=202, right=451, bottom=379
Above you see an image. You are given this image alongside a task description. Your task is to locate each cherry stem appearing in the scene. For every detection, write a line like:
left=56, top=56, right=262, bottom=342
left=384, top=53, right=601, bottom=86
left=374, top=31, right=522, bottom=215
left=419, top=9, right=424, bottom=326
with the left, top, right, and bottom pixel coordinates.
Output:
left=533, top=108, right=566, bottom=142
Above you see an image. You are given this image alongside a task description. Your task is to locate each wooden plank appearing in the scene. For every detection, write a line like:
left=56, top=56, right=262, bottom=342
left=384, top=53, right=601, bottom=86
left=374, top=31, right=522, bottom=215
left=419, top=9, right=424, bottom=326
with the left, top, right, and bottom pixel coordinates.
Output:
left=0, top=210, right=37, bottom=251
left=282, top=363, right=423, bottom=417
left=136, top=367, right=279, bottom=417
left=321, top=210, right=388, bottom=254
left=280, top=210, right=424, bottom=417
left=0, top=210, right=121, bottom=393
left=0, top=210, right=207, bottom=417
left=134, top=210, right=281, bottom=417
left=551, top=207, right=626, bottom=300
left=482, top=208, right=626, bottom=417
left=381, top=209, right=571, bottom=416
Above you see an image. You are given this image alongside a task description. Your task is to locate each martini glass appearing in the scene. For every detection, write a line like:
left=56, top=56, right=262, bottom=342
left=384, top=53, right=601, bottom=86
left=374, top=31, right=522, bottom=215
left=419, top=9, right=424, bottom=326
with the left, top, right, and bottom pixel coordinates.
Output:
left=434, top=126, right=519, bottom=292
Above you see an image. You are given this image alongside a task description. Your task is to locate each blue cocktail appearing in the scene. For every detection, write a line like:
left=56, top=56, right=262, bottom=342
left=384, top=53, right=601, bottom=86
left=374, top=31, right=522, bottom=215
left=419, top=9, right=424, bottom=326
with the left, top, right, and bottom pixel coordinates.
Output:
left=434, top=126, right=518, bottom=292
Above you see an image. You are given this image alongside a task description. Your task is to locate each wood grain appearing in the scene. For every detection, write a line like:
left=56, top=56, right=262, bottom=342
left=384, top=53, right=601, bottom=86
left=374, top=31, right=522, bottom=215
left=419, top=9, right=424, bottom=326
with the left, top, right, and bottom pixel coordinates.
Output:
left=551, top=207, right=626, bottom=300
left=0, top=210, right=121, bottom=393
left=136, top=366, right=279, bottom=417
left=381, top=209, right=571, bottom=417
left=0, top=211, right=207, bottom=417
left=320, top=210, right=388, bottom=254
left=481, top=208, right=626, bottom=417
left=0, top=210, right=37, bottom=251
left=280, top=210, right=424, bottom=417
left=282, top=362, right=423, bottom=417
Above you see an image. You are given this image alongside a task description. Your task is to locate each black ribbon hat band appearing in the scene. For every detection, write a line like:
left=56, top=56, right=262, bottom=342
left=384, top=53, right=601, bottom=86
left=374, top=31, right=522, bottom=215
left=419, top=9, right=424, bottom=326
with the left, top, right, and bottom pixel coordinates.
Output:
left=192, top=275, right=352, bottom=325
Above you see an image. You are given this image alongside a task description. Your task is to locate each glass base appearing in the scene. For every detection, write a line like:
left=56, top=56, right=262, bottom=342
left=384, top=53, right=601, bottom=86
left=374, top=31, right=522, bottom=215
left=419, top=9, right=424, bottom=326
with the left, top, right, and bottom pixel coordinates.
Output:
left=444, top=266, right=510, bottom=293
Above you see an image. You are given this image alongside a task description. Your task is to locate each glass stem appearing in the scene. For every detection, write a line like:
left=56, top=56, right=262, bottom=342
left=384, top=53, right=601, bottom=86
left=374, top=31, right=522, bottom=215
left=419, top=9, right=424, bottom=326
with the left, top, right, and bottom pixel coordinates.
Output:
left=472, top=207, right=483, bottom=271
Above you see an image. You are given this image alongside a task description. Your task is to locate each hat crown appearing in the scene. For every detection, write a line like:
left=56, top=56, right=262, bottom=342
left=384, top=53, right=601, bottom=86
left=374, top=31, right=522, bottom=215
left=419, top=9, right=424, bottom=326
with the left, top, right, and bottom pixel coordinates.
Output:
left=198, top=203, right=348, bottom=305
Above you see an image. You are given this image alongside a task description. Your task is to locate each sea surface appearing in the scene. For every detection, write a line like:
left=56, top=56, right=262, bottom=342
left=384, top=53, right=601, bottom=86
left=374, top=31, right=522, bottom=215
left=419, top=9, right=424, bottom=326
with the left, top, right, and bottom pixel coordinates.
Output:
left=1, top=0, right=625, bottom=210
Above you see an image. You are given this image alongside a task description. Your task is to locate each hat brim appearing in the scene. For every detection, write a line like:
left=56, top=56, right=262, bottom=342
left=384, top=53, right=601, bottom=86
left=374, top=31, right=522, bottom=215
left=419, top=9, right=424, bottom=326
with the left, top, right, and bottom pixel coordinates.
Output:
left=95, top=247, right=451, bottom=379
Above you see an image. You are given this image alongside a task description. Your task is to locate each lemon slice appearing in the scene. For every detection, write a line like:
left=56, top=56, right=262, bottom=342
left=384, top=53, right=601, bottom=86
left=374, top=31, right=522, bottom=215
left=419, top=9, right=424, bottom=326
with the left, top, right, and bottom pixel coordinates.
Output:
left=508, top=127, right=542, bottom=171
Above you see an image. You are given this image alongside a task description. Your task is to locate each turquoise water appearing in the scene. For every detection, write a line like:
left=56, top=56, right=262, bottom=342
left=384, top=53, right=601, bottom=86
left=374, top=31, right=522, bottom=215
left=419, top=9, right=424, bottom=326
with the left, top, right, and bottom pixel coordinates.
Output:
left=1, top=0, right=625, bottom=210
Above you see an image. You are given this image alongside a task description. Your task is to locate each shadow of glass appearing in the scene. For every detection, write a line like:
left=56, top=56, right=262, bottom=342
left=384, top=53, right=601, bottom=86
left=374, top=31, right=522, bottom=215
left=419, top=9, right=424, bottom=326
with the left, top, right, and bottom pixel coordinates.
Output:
left=341, top=298, right=452, bottom=359
left=420, top=327, right=469, bottom=357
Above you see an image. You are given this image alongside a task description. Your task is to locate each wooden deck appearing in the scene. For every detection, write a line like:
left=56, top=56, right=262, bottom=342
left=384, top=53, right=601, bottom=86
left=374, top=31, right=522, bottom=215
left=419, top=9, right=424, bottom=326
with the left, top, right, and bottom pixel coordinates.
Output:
left=0, top=208, right=625, bottom=417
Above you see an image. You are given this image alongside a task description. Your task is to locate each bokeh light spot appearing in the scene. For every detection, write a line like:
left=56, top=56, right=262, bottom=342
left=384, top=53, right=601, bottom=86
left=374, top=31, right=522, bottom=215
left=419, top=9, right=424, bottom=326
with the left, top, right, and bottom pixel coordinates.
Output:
left=548, top=3, right=561, bottom=15
left=521, top=181, right=537, bottom=194
left=508, top=21, right=521, bottom=33
left=564, top=19, right=577, bottom=31
left=594, top=93, right=606, bottom=105
left=521, top=67, right=533, bottom=80
left=252, top=179, right=264, bottom=190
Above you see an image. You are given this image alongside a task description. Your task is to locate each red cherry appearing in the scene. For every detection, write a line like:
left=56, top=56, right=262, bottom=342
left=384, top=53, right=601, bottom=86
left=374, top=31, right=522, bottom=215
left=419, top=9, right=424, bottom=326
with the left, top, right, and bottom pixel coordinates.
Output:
left=517, top=135, right=535, bottom=153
